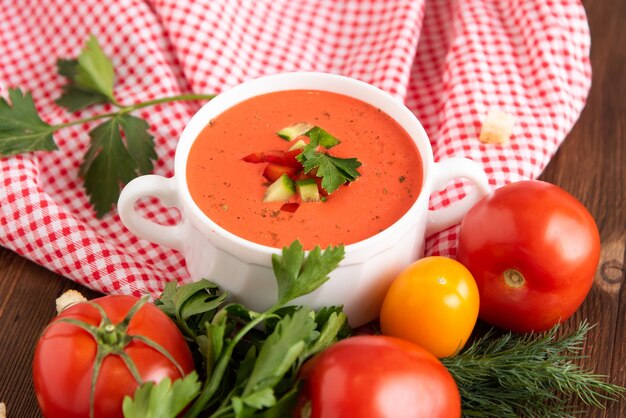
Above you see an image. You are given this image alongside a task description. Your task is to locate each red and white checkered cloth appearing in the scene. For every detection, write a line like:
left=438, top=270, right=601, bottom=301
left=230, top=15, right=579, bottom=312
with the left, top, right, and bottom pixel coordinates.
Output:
left=0, top=0, right=591, bottom=297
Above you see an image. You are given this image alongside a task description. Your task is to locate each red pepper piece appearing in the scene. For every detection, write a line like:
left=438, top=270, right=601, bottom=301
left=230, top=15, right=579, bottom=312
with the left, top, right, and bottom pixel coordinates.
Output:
left=280, top=202, right=300, bottom=213
left=283, top=148, right=303, bottom=168
left=264, top=150, right=288, bottom=165
left=263, top=163, right=297, bottom=182
left=242, top=152, right=266, bottom=163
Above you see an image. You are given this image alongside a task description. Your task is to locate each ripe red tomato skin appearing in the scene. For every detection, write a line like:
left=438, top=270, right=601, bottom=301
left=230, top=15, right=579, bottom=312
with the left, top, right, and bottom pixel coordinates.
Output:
left=33, top=295, right=195, bottom=418
left=293, top=336, right=461, bottom=418
left=457, top=180, right=601, bottom=333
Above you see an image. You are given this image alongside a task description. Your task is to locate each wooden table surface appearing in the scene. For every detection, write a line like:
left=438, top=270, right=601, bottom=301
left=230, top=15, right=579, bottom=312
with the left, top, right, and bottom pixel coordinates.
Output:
left=1, top=1, right=624, bottom=417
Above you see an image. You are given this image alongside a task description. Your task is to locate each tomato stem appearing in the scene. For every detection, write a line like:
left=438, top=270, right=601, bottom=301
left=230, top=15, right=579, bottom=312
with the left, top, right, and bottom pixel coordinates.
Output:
left=503, top=269, right=525, bottom=288
left=102, top=324, right=119, bottom=345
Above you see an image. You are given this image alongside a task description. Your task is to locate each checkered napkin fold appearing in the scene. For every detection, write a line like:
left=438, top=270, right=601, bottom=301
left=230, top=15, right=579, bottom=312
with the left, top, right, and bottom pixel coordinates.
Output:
left=0, top=0, right=590, bottom=297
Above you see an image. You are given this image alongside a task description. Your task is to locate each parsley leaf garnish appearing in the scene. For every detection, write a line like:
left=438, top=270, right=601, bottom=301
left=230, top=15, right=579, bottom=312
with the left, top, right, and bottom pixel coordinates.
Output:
left=122, top=372, right=201, bottom=418
left=295, top=125, right=362, bottom=194
left=56, top=58, right=113, bottom=112
left=297, top=146, right=361, bottom=195
left=56, top=35, right=117, bottom=112
left=0, top=88, right=58, bottom=156
left=303, top=125, right=340, bottom=149
left=300, top=150, right=361, bottom=194
left=1, top=35, right=214, bottom=218
left=80, top=114, right=157, bottom=217
left=272, top=240, right=345, bottom=305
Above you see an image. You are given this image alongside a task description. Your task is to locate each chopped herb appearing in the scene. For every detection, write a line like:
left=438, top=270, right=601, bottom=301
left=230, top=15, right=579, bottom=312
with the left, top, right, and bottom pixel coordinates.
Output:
left=303, top=126, right=340, bottom=149
left=296, top=129, right=361, bottom=195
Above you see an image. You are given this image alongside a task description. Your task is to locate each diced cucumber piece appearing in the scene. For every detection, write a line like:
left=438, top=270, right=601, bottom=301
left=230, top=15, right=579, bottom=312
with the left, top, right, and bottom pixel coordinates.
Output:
left=304, top=126, right=340, bottom=149
left=263, top=174, right=296, bottom=202
left=288, top=139, right=307, bottom=151
left=296, top=179, right=321, bottom=202
left=276, top=122, right=314, bottom=141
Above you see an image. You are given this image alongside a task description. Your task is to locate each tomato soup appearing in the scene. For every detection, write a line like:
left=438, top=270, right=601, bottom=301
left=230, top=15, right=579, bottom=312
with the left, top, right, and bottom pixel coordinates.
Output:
left=186, top=90, right=422, bottom=249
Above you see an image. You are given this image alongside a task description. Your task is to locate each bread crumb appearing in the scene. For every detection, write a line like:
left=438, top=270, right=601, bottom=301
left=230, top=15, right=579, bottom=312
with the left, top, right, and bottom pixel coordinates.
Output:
left=56, top=290, right=87, bottom=313
left=479, top=109, right=516, bottom=144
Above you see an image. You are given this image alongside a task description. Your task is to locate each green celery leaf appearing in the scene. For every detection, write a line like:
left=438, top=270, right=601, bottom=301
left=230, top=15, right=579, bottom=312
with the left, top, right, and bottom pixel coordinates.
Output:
left=273, top=242, right=344, bottom=305
left=57, top=58, right=79, bottom=78
left=326, top=154, right=362, bottom=180
left=272, top=241, right=305, bottom=303
left=296, top=246, right=345, bottom=296
left=251, top=387, right=300, bottom=418
left=56, top=84, right=112, bottom=112
left=305, top=310, right=349, bottom=356
left=294, top=127, right=360, bottom=194
left=0, top=88, right=58, bottom=157
left=240, top=387, right=277, bottom=409
left=226, top=303, right=257, bottom=321
left=263, top=306, right=300, bottom=332
left=74, top=35, right=115, bottom=101
left=304, top=126, right=340, bottom=149
left=166, top=279, right=219, bottom=313
left=153, top=282, right=178, bottom=317
left=243, top=308, right=316, bottom=397
left=180, top=290, right=228, bottom=321
left=122, top=372, right=201, bottom=418
left=80, top=113, right=157, bottom=217
left=203, top=312, right=228, bottom=375
left=55, top=36, right=117, bottom=112
left=119, top=114, right=157, bottom=174
left=80, top=117, right=138, bottom=217
left=300, top=149, right=361, bottom=194
left=236, top=346, right=258, bottom=386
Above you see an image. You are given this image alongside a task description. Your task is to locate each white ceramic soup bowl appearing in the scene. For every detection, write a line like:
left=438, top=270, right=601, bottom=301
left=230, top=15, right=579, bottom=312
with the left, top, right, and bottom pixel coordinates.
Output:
left=118, top=72, right=490, bottom=326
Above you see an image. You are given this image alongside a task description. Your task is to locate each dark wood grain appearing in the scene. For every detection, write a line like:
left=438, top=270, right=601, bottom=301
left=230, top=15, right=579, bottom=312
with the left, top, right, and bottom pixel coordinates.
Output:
left=538, top=0, right=626, bottom=416
left=0, top=252, right=102, bottom=418
left=0, top=0, right=624, bottom=416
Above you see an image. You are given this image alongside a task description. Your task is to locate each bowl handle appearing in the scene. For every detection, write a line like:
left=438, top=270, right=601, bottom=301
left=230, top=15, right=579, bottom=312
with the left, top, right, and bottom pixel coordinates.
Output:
left=117, top=175, right=184, bottom=251
left=426, top=158, right=491, bottom=237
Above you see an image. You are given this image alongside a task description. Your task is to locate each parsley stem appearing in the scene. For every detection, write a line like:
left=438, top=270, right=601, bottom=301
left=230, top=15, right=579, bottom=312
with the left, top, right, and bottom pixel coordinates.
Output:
left=52, top=111, right=120, bottom=130
left=51, top=93, right=216, bottom=131
left=119, top=93, right=217, bottom=112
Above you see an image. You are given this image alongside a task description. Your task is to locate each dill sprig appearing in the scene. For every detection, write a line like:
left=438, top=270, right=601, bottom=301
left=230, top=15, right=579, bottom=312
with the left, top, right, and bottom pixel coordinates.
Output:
left=441, top=321, right=624, bottom=417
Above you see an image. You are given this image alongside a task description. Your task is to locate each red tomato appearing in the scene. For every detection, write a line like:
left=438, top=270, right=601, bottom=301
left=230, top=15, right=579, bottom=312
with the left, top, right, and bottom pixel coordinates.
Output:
left=33, top=295, right=194, bottom=418
left=293, top=336, right=461, bottom=418
left=457, top=180, right=601, bottom=333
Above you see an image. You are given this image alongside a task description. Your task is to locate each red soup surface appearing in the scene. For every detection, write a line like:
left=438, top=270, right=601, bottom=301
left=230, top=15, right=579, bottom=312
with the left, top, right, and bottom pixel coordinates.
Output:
left=187, top=90, right=422, bottom=249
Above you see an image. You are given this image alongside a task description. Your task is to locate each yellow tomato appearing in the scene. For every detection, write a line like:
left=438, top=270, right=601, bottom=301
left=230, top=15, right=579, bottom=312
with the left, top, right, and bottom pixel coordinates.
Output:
left=380, top=256, right=479, bottom=358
